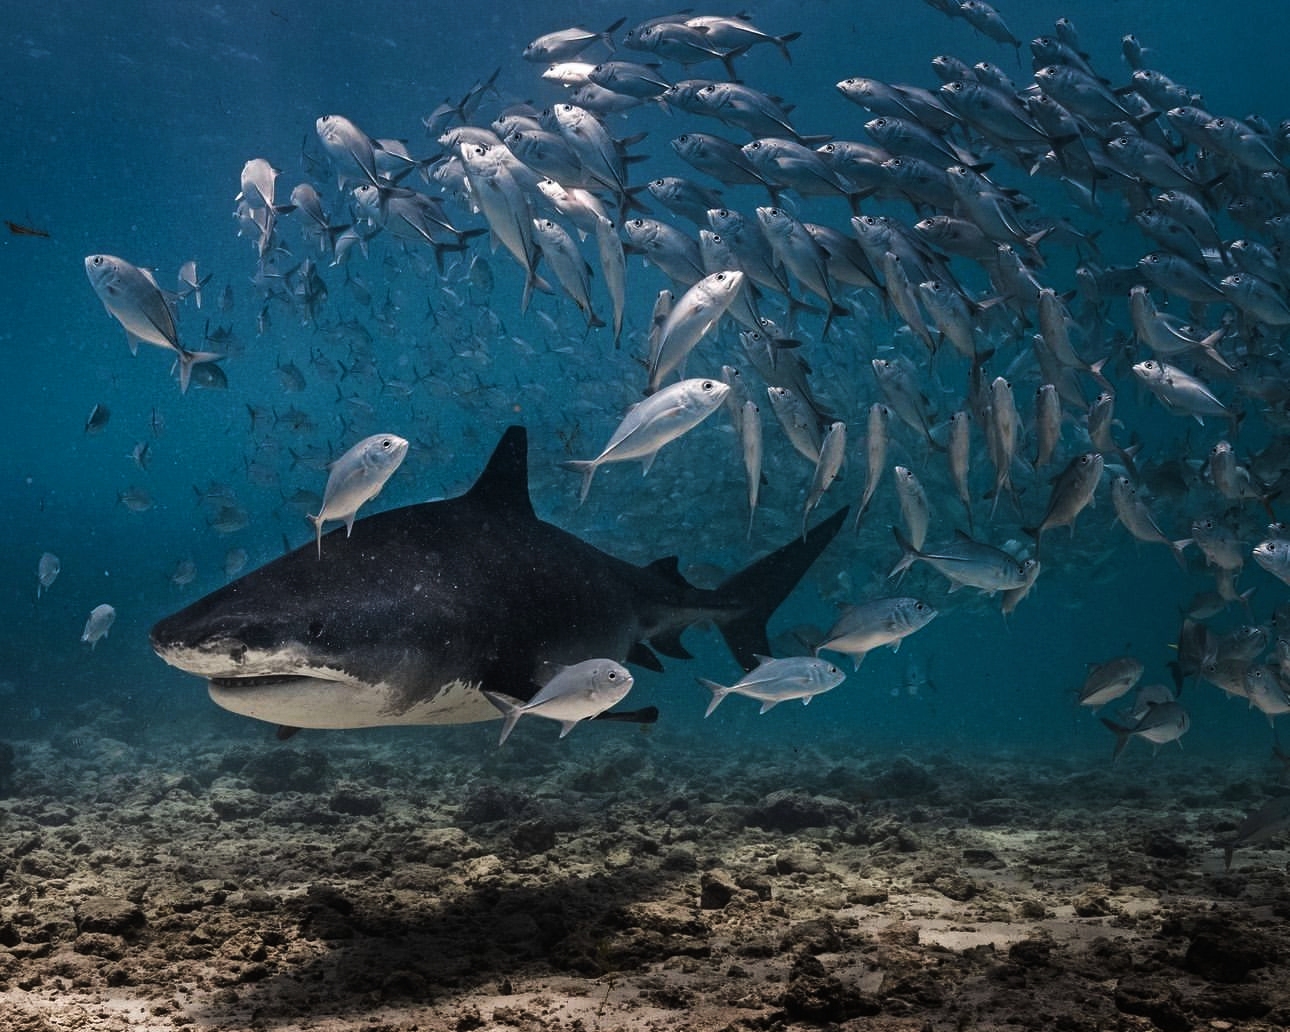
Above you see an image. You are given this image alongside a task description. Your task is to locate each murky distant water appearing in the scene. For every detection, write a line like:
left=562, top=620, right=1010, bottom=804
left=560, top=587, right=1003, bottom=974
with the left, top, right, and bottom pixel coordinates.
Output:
left=3, top=0, right=1290, bottom=771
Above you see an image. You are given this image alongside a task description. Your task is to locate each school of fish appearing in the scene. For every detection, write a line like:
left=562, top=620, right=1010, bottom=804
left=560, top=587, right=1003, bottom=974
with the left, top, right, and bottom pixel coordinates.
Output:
left=71, top=5, right=1290, bottom=765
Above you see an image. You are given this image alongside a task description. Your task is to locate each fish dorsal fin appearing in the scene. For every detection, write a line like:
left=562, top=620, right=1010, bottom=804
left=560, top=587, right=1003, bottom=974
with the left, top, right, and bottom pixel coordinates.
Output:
left=645, top=555, right=692, bottom=588
left=466, top=425, right=534, bottom=520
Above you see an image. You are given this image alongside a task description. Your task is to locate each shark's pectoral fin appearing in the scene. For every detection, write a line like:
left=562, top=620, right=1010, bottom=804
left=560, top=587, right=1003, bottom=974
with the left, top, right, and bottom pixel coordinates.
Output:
left=627, top=642, right=664, bottom=672
left=650, top=629, right=693, bottom=660
left=276, top=725, right=303, bottom=741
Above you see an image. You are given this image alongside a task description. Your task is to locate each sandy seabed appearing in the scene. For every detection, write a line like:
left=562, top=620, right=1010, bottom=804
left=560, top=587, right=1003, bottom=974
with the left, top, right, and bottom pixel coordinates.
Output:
left=2, top=706, right=1289, bottom=1032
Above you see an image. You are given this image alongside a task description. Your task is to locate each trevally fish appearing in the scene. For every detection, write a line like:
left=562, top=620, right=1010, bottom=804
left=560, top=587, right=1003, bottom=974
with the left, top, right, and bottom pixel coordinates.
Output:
left=891, top=528, right=1034, bottom=596
left=561, top=377, right=730, bottom=502
left=1102, top=700, right=1190, bottom=760
left=1077, top=656, right=1145, bottom=709
left=37, top=553, right=60, bottom=598
left=81, top=604, right=116, bottom=651
left=152, top=427, right=848, bottom=733
left=1216, top=796, right=1290, bottom=870
left=699, top=655, right=846, bottom=716
left=483, top=659, right=634, bottom=745
left=84, top=254, right=222, bottom=394
left=816, top=596, right=938, bottom=670
left=309, top=434, right=409, bottom=558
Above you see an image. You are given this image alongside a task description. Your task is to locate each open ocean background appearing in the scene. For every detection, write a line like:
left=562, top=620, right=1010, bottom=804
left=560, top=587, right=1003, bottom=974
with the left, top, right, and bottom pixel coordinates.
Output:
left=4, top=0, right=1290, bottom=769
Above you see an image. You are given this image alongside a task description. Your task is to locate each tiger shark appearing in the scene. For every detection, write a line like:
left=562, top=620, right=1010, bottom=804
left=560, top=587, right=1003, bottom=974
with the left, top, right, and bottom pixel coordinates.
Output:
left=150, top=425, right=846, bottom=734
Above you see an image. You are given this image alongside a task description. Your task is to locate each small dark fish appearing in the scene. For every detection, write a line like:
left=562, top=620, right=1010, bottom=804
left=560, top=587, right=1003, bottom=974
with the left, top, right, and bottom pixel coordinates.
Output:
left=6, top=220, right=50, bottom=238
left=84, top=403, right=111, bottom=434
left=187, top=361, right=229, bottom=390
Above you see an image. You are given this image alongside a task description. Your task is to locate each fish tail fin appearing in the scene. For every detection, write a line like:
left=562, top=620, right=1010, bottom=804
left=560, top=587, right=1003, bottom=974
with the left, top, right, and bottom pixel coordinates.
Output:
left=482, top=690, right=524, bottom=745
left=888, top=525, right=919, bottom=579
left=713, top=506, right=848, bottom=672
left=175, top=348, right=222, bottom=394
left=558, top=459, right=598, bottom=504
left=1099, top=716, right=1132, bottom=761
left=698, top=678, right=731, bottom=718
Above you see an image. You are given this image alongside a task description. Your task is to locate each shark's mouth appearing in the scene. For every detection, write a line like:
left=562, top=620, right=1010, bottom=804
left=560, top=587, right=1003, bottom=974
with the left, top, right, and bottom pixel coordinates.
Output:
left=207, top=674, right=335, bottom=690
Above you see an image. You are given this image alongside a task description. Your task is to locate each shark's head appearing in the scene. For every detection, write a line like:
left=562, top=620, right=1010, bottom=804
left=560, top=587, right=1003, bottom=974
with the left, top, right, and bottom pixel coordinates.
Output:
left=149, top=537, right=498, bottom=729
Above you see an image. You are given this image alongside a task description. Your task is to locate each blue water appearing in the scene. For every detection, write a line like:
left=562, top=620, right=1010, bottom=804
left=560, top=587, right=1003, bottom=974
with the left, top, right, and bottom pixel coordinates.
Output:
left=3, top=0, right=1290, bottom=767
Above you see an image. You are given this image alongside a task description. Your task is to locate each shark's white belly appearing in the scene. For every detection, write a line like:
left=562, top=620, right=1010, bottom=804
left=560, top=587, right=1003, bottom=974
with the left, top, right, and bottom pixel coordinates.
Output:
left=207, top=676, right=499, bottom=728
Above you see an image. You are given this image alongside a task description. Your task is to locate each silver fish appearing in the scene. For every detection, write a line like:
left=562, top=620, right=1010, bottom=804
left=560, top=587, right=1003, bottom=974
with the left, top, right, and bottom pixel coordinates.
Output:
left=37, top=553, right=60, bottom=598
left=85, top=254, right=221, bottom=394
left=947, top=410, right=974, bottom=532
left=593, top=216, right=626, bottom=347
left=1026, top=452, right=1103, bottom=554
left=1253, top=539, right=1290, bottom=587
left=741, top=399, right=763, bottom=539
left=1217, top=796, right=1290, bottom=870
left=894, top=465, right=931, bottom=553
left=803, top=421, right=847, bottom=538
left=816, top=597, right=938, bottom=670
left=855, top=402, right=891, bottom=522
left=483, top=659, right=633, bottom=744
left=766, top=385, right=822, bottom=466
left=699, top=655, right=846, bottom=716
left=891, top=528, right=1033, bottom=595
left=309, top=434, right=410, bottom=558
left=522, top=19, right=624, bottom=63
left=561, top=378, right=730, bottom=502
left=81, top=604, right=116, bottom=650
left=1101, top=700, right=1190, bottom=760
left=1077, top=656, right=1144, bottom=709
left=649, top=270, right=744, bottom=393
left=1110, top=476, right=1189, bottom=569
left=531, top=217, right=603, bottom=329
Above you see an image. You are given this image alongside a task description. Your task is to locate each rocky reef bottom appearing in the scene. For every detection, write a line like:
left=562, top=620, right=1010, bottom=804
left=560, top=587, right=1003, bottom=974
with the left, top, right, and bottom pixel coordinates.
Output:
left=1, top=707, right=1288, bottom=1032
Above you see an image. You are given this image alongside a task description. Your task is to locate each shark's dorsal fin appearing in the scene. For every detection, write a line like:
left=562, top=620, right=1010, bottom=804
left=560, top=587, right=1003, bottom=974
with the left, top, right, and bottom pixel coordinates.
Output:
left=466, top=425, right=535, bottom=520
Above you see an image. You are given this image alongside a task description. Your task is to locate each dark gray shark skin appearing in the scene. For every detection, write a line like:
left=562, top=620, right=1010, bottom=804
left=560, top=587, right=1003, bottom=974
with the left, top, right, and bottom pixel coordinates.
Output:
left=150, top=425, right=847, bottom=732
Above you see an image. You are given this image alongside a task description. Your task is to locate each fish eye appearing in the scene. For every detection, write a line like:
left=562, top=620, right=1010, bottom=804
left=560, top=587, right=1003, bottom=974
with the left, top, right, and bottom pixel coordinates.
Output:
left=629, top=219, right=644, bottom=228
left=677, top=134, right=690, bottom=143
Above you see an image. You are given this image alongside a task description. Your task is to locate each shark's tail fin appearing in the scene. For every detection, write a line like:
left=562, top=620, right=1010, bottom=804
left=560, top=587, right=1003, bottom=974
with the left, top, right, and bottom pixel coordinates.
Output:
left=714, top=506, right=848, bottom=672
